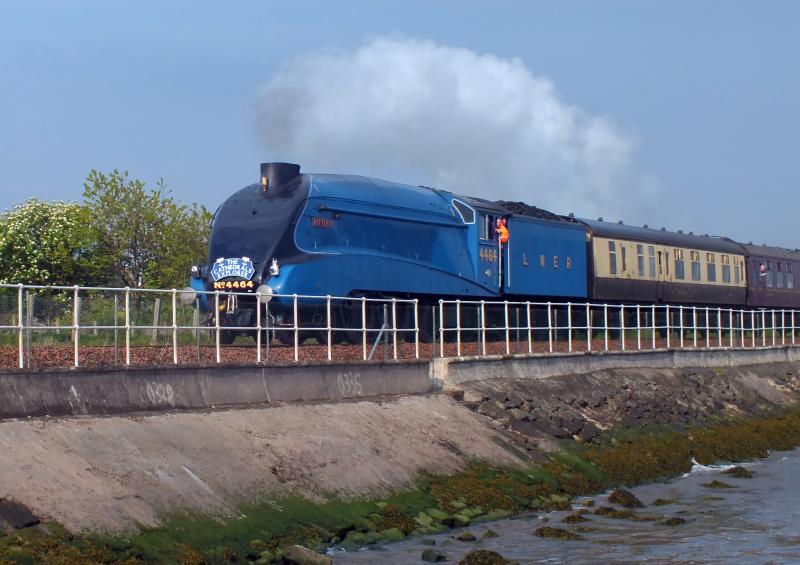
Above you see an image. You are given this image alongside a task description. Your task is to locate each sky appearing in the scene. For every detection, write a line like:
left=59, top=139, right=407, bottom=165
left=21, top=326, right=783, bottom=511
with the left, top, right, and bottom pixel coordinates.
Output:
left=1, top=1, right=798, bottom=248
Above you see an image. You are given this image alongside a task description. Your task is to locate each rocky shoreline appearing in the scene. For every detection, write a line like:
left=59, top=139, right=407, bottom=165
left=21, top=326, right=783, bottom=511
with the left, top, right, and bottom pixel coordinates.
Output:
left=1, top=361, right=799, bottom=564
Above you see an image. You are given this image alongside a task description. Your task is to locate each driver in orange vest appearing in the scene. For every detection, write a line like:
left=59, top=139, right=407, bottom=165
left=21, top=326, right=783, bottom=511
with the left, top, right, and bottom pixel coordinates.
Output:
left=496, top=217, right=509, bottom=245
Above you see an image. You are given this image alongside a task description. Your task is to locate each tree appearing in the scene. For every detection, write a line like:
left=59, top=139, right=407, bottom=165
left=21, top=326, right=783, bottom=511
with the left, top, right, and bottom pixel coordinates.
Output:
left=82, top=170, right=212, bottom=288
left=0, top=199, right=101, bottom=285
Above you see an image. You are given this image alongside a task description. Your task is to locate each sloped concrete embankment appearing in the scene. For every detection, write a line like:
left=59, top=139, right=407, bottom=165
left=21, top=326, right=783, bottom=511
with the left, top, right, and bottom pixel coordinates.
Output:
left=0, top=348, right=799, bottom=537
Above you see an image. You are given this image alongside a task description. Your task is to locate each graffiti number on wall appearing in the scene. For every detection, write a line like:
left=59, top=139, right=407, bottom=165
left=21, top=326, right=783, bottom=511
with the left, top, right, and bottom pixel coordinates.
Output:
left=337, top=372, right=363, bottom=396
left=146, top=382, right=176, bottom=407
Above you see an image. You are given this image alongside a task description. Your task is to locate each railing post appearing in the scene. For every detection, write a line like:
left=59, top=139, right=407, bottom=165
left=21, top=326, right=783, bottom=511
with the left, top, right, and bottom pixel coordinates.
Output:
left=705, top=306, right=710, bottom=349
left=567, top=302, right=573, bottom=352
left=728, top=308, right=733, bottom=348
left=438, top=300, right=444, bottom=358
left=793, top=310, right=796, bottom=346
left=781, top=309, right=786, bottom=346
left=547, top=302, right=553, bottom=353
left=73, top=285, right=80, bottom=367
left=504, top=300, right=510, bottom=354
left=125, top=287, right=131, bottom=365
left=692, top=306, right=698, bottom=348
left=772, top=310, right=776, bottom=346
left=172, top=289, right=178, bottom=364
left=391, top=298, right=398, bottom=360
left=665, top=305, right=670, bottom=350
left=214, top=291, right=221, bottom=364
left=480, top=300, right=487, bottom=355
left=679, top=305, right=684, bottom=349
left=603, top=304, right=608, bottom=351
left=586, top=303, right=591, bottom=352
left=762, top=310, right=767, bottom=347
left=717, top=307, right=722, bottom=348
left=636, top=304, right=641, bottom=350
left=413, top=299, right=420, bottom=359
left=620, top=305, right=625, bottom=351
left=456, top=299, right=462, bottom=357
left=292, top=294, right=299, bottom=361
left=17, top=284, right=24, bottom=369
left=326, top=296, right=332, bottom=362
left=740, top=309, right=745, bottom=348
left=527, top=302, right=533, bottom=354
left=256, top=292, right=263, bottom=364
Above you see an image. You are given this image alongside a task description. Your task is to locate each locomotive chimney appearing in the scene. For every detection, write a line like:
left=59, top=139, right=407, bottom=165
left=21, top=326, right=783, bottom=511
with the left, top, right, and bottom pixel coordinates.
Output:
left=260, top=162, right=301, bottom=192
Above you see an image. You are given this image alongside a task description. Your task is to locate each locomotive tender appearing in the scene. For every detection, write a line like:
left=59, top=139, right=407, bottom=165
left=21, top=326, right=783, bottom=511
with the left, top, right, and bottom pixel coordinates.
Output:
left=190, top=162, right=800, bottom=339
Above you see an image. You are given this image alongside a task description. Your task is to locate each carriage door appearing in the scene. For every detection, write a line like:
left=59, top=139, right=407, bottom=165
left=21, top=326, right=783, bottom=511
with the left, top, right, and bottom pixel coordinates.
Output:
left=477, top=213, right=500, bottom=292
left=656, top=248, right=667, bottom=301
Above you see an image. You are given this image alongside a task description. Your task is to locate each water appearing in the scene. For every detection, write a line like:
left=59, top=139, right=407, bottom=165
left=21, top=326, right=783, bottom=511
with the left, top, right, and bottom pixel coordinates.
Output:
left=333, top=448, right=800, bottom=564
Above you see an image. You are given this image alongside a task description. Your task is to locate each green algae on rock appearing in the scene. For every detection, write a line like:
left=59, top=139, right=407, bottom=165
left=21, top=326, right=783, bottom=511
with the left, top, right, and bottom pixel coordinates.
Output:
left=458, top=549, right=517, bottom=565
left=421, top=548, right=448, bottom=562
left=702, top=480, right=737, bottom=489
left=608, top=489, right=645, bottom=508
left=723, top=466, right=755, bottom=479
left=562, top=513, right=591, bottom=524
left=661, top=517, right=687, bottom=526
left=651, top=498, right=676, bottom=506
left=533, top=526, right=582, bottom=540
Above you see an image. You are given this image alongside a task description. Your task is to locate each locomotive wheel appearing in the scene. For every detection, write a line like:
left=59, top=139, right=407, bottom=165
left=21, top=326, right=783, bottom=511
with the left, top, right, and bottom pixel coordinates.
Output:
left=334, top=298, right=385, bottom=345
left=219, top=329, right=237, bottom=345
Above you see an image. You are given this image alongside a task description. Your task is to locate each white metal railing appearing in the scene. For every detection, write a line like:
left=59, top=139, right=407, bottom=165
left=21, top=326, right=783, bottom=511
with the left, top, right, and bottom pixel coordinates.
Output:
left=0, top=283, right=419, bottom=369
left=435, top=299, right=799, bottom=358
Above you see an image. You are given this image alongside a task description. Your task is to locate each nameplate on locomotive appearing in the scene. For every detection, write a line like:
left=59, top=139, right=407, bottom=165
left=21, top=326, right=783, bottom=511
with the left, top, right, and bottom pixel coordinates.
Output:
left=211, top=257, right=256, bottom=281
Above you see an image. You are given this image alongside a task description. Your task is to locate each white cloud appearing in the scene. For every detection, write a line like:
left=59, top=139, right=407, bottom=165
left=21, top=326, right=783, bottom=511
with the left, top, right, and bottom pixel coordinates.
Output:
left=256, top=36, right=655, bottom=218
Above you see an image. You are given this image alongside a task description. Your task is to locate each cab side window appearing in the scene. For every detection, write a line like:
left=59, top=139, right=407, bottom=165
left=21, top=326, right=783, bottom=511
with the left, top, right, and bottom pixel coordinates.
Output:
left=479, top=214, right=495, bottom=241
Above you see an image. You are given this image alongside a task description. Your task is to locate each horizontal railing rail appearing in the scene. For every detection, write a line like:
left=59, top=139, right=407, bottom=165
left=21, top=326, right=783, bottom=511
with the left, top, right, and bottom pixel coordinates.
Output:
left=0, top=283, right=419, bottom=368
left=436, top=299, right=799, bottom=358
left=2, top=282, right=798, bottom=370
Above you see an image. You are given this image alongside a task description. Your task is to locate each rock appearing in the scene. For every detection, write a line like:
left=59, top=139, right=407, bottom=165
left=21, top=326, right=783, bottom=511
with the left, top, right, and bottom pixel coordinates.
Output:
left=482, top=529, right=499, bottom=539
left=378, top=527, right=406, bottom=542
left=661, top=517, right=687, bottom=526
left=651, top=498, right=675, bottom=506
left=415, top=512, right=435, bottom=528
left=582, top=499, right=595, bottom=507
left=420, top=538, right=436, bottom=546
left=458, top=549, right=516, bottom=564
left=462, top=389, right=486, bottom=404
left=723, top=466, right=754, bottom=479
left=421, top=548, right=448, bottom=562
left=0, top=499, right=39, bottom=533
left=533, top=526, right=581, bottom=540
left=477, top=401, right=507, bottom=420
left=282, top=545, right=332, bottom=565
left=451, top=513, right=471, bottom=527
left=562, top=513, right=590, bottom=524
left=426, top=508, right=449, bottom=522
left=508, top=408, right=529, bottom=421
left=608, top=489, right=644, bottom=508
left=702, top=480, right=736, bottom=489
left=456, top=532, right=477, bottom=541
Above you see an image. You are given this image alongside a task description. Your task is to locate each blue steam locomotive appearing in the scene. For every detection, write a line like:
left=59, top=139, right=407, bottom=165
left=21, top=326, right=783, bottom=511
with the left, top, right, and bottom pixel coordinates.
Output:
left=190, top=162, right=800, bottom=341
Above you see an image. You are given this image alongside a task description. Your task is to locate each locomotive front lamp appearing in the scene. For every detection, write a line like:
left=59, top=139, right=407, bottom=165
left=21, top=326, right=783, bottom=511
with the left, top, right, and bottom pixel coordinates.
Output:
left=269, top=258, right=280, bottom=276
left=261, top=175, right=268, bottom=192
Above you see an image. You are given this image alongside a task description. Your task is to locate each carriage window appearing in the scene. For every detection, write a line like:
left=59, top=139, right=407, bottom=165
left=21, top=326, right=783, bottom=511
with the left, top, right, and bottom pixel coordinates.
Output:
left=608, top=241, right=617, bottom=275
left=788, top=271, right=795, bottom=289
left=721, top=255, right=731, bottom=283
left=707, top=253, right=716, bottom=282
left=734, top=263, right=741, bottom=284
left=621, top=246, right=628, bottom=272
left=637, top=244, right=645, bottom=276
left=648, top=246, right=656, bottom=277
left=452, top=200, right=476, bottom=224
left=674, top=249, right=685, bottom=280
left=691, top=251, right=701, bottom=281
